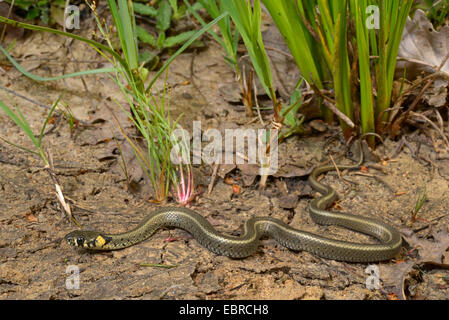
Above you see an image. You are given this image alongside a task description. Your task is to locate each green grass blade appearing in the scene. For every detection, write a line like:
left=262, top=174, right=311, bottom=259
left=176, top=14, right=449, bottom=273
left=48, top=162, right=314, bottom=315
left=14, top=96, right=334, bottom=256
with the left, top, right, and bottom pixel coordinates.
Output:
left=38, top=95, right=62, bottom=146
left=223, top=0, right=274, bottom=98
left=156, top=0, right=172, bottom=32
left=119, top=0, right=139, bottom=69
left=146, top=11, right=229, bottom=91
left=0, top=45, right=114, bottom=81
left=332, top=0, right=353, bottom=134
left=375, top=0, right=412, bottom=130
left=164, top=30, right=197, bottom=48
left=262, top=0, right=323, bottom=88
left=0, top=15, right=127, bottom=67
left=185, top=0, right=225, bottom=48
left=136, top=25, right=156, bottom=46
left=133, top=2, right=157, bottom=17
left=0, top=100, right=39, bottom=148
left=0, top=135, right=40, bottom=157
left=353, top=0, right=375, bottom=138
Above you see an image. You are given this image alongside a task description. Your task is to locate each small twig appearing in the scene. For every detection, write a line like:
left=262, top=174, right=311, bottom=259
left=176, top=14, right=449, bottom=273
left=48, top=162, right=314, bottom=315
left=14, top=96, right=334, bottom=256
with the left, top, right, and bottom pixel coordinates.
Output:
left=388, top=72, right=449, bottom=125
left=252, top=80, right=265, bottom=126
left=64, top=196, right=95, bottom=213
left=390, top=51, right=449, bottom=128
left=410, top=111, right=449, bottom=149
left=44, top=150, right=81, bottom=227
left=244, top=117, right=259, bottom=125
left=329, top=154, right=342, bottom=180
left=447, top=107, right=449, bottom=135
left=264, top=45, right=294, bottom=59
left=187, top=49, right=209, bottom=109
left=265, top=48, right=289, bottom=99
left=35, top=112, right=63, bottom=139
left=434, top=108, right=444, bottom=133
left=403, top=136, right=418, bottom=159
left=0, top=0, right=14, bottom=42
left=329, top=154, right=353, bottom=194
left=258, top=128, right=278, bottom=189
left=365, top=163, right=388, bottom=174
left=352, top=172, right=395, bottom=193
left=390, top=137, right=406, bottom=159
left=428, top=128, right=441, bottom=153
left=24, top=237, right=63, bottom=253
left=391, top=136, right=418, bottom=159
left=413, top=213, right=449, bottom=233
left=139, top=263, right=178, bottom=269
left=0, top=85, right=90, bottom=126
left=227, top=283, right=246, bottom=292
left=64, top=37, right=97, bottom=112
left=207, top=163, right=219, bottom=195
left=309, top=82, right=355, bottom=128
left=0, top=85, right=54, bottom=111
left=411, top=134, right=436, bottom=178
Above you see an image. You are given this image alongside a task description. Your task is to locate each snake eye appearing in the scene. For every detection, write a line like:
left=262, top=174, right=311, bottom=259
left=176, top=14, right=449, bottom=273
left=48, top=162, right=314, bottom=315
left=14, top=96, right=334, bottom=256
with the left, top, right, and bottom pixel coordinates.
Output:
left=76, top=236, right=85, bottom=246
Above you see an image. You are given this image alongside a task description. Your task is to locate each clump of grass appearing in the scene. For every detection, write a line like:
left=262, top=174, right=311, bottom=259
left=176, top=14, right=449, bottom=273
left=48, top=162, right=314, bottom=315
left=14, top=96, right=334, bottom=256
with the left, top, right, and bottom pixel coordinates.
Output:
left=0, top=0, right=228, bottom=203
left=108, top=77, right=180, bottom=202
left=57, top=102, right=78, bottom=136
left=92, top=0, right=191, bottom=201
left=261, top=0, right=412, bottom=144
left=135, top=0, right=203, bottom=54
left=4, top=0, right=66, bottom=25
left=411, top=186, right=427, bottom=223
left=91, top=0, right=228, bottom=201
left=222, top=0, right=280, bottom=123
left=195, top=0, right=303, bottom=187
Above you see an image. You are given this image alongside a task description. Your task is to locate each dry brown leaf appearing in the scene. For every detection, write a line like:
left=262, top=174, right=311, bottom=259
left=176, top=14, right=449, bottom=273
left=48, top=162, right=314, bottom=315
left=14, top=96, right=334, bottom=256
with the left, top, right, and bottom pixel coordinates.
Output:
left=217, top=164, right=236, bottom=179
left=25, top=212, right=38, bottom=222
left=278, top=195, right=298, bottom=209
left=402, top=229, right=449, bottom=266
left=397, top=10, right=449, bottom=108
left=380, top=261, right=415, bottom=300
left=224, top=176, right=235, bottom=185
left=380, top=229, right=449, bottom=300
left=398, top=10, right=449, bottom=77
left=240, top=174, right=256, bottom=187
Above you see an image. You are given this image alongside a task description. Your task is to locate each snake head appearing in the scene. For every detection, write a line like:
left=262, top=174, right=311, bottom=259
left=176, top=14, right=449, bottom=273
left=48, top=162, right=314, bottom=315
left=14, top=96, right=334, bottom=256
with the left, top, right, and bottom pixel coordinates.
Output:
left=65, top=231, right=112, bottom=250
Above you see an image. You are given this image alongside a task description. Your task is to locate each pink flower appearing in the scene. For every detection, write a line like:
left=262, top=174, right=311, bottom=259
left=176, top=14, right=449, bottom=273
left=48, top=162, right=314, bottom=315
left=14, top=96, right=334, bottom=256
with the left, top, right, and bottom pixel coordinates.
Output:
left=173, top=164, right=195, bottom=206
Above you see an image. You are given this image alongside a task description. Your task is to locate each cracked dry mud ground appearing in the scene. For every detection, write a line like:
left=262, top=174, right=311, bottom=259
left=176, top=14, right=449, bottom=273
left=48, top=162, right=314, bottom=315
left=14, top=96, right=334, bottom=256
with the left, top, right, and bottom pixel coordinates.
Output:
left=1, top=31, right=449, bottom=300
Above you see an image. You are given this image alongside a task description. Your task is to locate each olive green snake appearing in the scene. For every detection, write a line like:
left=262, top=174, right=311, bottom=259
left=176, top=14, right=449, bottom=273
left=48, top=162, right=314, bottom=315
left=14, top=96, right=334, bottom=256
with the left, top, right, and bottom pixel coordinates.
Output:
left=65, top=140, right=402, bottom=262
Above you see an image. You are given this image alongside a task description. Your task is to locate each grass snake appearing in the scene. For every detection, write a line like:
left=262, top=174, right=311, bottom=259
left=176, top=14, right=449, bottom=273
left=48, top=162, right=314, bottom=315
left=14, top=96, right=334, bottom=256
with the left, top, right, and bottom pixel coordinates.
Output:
left=65, top=140, right=402, bottom=262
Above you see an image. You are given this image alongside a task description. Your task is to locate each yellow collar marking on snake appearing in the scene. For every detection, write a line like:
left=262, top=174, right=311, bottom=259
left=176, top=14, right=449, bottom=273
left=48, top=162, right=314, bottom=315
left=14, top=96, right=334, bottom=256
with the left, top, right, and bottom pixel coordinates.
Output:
left=95, top=235, right=107, bottom=247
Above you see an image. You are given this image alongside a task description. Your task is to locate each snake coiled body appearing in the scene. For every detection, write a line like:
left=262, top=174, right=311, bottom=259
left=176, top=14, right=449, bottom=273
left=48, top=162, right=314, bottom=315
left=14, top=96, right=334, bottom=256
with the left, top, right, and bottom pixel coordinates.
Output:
left=65, top=150, right=402, bottom=262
